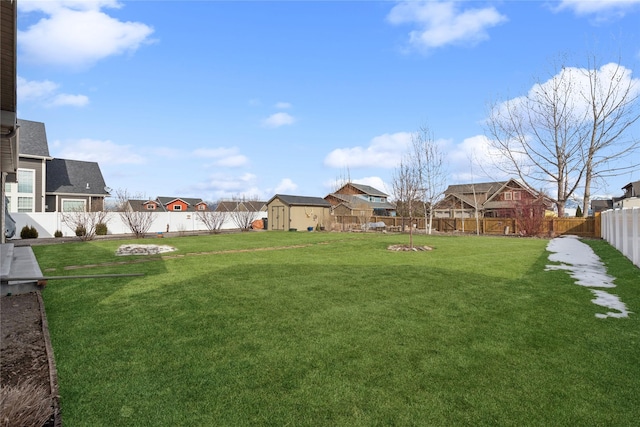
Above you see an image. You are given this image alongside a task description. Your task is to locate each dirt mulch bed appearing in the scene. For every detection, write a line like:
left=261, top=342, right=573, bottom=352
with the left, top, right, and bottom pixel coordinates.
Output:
left=1, top=292, right=61, bottom=427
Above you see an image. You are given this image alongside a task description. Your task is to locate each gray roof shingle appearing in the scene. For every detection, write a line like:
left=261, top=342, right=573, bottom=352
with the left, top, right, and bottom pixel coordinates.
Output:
left=46, top=158, right=109, bottom=195
left=17, top=119, right=51, bottom=158
left=269, top=194, right=332, bottom=207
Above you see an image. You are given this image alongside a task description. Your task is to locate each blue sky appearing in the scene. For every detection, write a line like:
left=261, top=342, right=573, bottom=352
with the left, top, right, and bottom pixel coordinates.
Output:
left=15, top=0, right=640, bottom=203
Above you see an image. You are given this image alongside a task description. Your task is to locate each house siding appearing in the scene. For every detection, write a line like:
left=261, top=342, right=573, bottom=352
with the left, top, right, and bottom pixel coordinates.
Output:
left=15, top=157, right=45, bottom=212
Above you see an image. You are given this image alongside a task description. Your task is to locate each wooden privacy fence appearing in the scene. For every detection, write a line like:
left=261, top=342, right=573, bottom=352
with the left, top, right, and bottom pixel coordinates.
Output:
left=332, top=215, right=599, bottom=238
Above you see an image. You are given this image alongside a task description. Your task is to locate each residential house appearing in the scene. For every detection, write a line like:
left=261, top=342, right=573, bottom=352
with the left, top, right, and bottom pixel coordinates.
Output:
left=215, top=199, right=267, bottom=213
left=125, top=197, right=208, bottom=212
left=266, top=194, right=332, bottom=231
left=156, top=197, right=208, bottom=212
left=591, top=199, right=613, bottom=214
left=125, top=199, right=163, bottom=212
left=3, top=119, right=110, bottom=213
left=434, top=179, right=551, bottom=218
left=46, top=158, right=110, bottom=212
left=325, top=183, right=396, bottom=216
left=613, top=181, right=640, bottom=208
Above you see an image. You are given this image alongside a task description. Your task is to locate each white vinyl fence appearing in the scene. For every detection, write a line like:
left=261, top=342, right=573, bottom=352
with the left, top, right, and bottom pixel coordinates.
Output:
left=8, top=211, right=264, bottom=240
left=601, top=208, right=640, bottom=268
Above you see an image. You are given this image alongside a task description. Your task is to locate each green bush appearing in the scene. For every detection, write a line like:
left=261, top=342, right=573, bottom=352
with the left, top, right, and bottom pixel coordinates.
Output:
left=54, top=230, right=63, bottom=238
left=20, top=225, right=38, bottom=239
left=95, top=223, right=108, bottom=236
left=75, top=225, right=87, bottom=237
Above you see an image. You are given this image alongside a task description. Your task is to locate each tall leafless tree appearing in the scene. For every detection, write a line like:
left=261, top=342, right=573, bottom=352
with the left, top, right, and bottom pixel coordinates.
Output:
left=486, top=61, right=586, bottom=217
left=579, top=58, right=640, bottom=215
left=115, top=189, right=154, bottom=238
left=486, top=55, right=640, bottom=217
left=410, top=125, right=447, bottom=234
left=392, top=158, right=422, bottom=248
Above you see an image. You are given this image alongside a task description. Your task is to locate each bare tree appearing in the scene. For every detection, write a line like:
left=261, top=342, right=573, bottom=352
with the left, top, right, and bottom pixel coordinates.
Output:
left=579, top=58, right=640, bottom=215
left=486, top=60, right=587, bottom=217
left=115, top=189, right=154, bottom=238
left=228, top=195, right=260, bottom=231
left=196, top=201, right=227, bottom=234
left=410, top=125, right=447, bottom=234
left=486, top=55, right=640, bottom=217
left=61, top=206, right=109, bottom=241
left=330, top=167, right=352, bottom=192
left=392, top=158, right=422, bottom=248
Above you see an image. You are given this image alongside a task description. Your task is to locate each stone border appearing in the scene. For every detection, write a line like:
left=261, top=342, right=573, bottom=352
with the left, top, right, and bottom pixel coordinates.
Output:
left=37, top=291, right=61, bottom=427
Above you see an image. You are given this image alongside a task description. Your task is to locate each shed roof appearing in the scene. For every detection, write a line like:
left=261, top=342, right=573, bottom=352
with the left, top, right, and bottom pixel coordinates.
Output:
left=269, top=194, right=332, bottom=207
left=46, top=158, right=109, bottom=195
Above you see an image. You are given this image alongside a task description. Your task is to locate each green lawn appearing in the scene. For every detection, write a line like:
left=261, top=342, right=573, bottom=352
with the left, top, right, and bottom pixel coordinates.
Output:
left=36, top=232, right=640, bottom=426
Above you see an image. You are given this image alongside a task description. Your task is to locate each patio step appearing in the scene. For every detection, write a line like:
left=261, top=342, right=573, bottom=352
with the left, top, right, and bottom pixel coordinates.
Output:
left=1, top=243, right=44, bottom=296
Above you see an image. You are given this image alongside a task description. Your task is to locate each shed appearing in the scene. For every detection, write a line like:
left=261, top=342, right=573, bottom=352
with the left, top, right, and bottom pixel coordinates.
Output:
left=266, top=194, right=332, bottom=231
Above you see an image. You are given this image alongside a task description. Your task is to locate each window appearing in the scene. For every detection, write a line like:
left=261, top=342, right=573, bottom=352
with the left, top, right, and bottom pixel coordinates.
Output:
left=173, top=205, right=182, bottom=211
left=6, top=169, right=35, bottom=212
left=17, top=197, right=34, bottom=212
left=504, top=192, right=512, bottom=201
left=62, top=199, right=86, bottom=212
left=513, top=191, right=521, bottom=200
left=17, top=169, right=34, bottom=193
left=198, top=204, right=206, bottom=211
left=146, top=204, right=156, bottom=210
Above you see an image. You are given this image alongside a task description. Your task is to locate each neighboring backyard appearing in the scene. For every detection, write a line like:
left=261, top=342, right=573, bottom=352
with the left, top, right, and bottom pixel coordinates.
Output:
left=33, top=232, right=640, bottom=426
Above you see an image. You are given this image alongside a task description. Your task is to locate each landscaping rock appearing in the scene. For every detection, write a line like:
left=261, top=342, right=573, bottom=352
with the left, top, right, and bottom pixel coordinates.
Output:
left=116, top=244, right=177, bottom=256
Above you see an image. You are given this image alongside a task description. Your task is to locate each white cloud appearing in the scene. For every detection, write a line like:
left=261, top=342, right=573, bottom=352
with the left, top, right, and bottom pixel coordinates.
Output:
left=53, top=138, right=145, bottom=164
left=191, top=172, right=264, bottom=200
left=274, top=178, right=298, bottom=194
left=50, top=93, right=89, bottom=107
left=18, top=1, right=154, bottom=68
left=193, top=147, right=249, bottom=167
left=447, top=135, right=508, bottom=183
left=554, top=0, right=640, bottom=19
left=19, top=0, right=122, bottom=14
left=324, top=132, right=412, bottom=169
left=262, top=112, right=295, bottom=128
left=387, top=1, right=507, bottom=51
left=17, top=76, right=89, bottom=107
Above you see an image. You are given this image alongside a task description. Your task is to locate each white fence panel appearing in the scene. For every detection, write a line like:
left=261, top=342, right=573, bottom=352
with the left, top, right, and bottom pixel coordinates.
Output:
left=601, top=208, right=640, bottom=268
left=9, top=211, right=264, bottom=240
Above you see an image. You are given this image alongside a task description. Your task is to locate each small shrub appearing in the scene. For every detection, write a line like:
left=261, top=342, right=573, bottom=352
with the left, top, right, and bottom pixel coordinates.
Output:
left=54, top=230, right=63, bottom=238
left=20, top=225, right=38, bottom=239
left=75, top=225, right=87, bottom=237
left=95, top=223, right=108, bottom=235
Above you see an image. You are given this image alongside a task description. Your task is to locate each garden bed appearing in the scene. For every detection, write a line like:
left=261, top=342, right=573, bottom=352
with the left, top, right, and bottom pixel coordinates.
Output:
left=1, top=292, right=60, bottom=427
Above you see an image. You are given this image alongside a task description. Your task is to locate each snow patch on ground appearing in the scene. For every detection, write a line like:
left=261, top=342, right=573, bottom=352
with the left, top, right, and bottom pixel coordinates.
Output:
left=116, top=244, right=177, bottom=256
left=545, top=235, right=630, bottom=319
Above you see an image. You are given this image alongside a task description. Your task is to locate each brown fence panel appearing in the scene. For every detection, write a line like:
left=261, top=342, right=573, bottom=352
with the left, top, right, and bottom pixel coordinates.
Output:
left=551, top=218, right=595, bottom=236
left=335, top=215, right=599, bottom=237
left=483, top=218, right=515, bottom=234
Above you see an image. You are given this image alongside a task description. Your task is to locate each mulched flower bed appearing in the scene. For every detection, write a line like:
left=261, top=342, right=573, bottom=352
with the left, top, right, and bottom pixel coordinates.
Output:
left=1, top=292, right=60, bottom=427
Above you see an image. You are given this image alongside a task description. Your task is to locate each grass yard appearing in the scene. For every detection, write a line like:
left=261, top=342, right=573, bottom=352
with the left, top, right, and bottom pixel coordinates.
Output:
left=36, top=232, right=640, bottom=426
